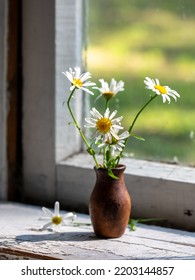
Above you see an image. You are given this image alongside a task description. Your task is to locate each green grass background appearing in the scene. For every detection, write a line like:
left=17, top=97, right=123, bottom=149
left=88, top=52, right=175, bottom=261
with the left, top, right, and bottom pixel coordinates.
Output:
left=87, top=0, right=195, bottom=165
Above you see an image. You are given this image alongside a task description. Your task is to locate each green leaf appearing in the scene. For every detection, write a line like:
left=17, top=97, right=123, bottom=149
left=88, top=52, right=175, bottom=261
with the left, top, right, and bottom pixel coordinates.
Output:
left=87, top=147, right=96, bottom=156
left=128, top=218, right=165, bottom=231
left=107, top=168, right=119, bottom=179
left=136, top=217, right=165, bottom=224
left=129, top=219, right=137, bottom=231
left=68, top=122, right=75, bottom=125
left=131, top=134, right=145, bottom=141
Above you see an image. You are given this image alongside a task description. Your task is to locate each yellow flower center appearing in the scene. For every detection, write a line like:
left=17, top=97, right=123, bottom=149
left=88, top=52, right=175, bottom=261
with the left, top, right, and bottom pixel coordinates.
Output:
left=52, top=215, right=62, bottom=225
left=103, top=91, right=114, bottom=100
left=73, top=78, right=83, bottom=88
left=96, top=117, right=112, bottom=133
left=154, top=85, right=167, bottom=94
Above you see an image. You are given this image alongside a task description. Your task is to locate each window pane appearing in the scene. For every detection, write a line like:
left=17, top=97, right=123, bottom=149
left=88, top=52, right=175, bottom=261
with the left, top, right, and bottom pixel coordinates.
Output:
left=88, top=0, right=195, bottom=165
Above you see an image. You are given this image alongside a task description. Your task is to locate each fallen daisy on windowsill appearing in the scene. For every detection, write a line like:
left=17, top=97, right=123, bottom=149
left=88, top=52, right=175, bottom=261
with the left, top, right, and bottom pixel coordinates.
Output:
left=39, top=201, right=77, bottom=232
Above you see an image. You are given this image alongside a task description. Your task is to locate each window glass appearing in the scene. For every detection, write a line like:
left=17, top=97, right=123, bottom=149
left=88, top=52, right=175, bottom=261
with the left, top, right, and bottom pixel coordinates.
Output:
left=88, top=0, right=195, bottom=165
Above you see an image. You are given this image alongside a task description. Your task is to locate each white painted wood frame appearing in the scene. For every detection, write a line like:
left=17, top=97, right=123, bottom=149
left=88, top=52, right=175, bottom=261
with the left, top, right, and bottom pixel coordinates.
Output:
left=0, top=0, right=8, bottom=200
left=23, top=0, right=84, bottom=203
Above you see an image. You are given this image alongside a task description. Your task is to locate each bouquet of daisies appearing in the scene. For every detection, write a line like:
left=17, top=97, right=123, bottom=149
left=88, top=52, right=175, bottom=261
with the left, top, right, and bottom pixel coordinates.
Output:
left=63, top=67, right=180, bottom=178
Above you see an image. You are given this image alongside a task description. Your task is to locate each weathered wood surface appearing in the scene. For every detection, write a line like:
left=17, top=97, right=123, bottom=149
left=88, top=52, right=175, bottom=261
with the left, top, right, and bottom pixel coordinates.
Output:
left=0, top=202, right=195, bottom=260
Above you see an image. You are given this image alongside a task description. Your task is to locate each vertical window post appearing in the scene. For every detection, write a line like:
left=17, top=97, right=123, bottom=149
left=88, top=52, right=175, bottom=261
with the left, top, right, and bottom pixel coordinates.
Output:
left=23, top=0, right=85, bottom=204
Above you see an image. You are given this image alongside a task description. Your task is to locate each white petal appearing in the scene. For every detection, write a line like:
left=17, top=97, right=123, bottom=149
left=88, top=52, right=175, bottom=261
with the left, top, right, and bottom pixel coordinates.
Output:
left=167, top=88, right=180, bottom=98
left=80, top=71, right=91, bottom=82
left=39, top=217, right=51, bottom=221
left=42, top=221, right=53, bottom=230
left=54, top=201, right=60, bottom=216
left=98, top=142, right=106, bottom=148
left=42, top=207, right=53, bottom=217
left=63, top=71, right=73, bottom=83
left=63, top=212, right=76, bottom=220
left=112, top=116, right=123, bottom=124
left=90, top=109, right=101, bottom=120
left=163, top=94, right=170, bottom=103
left=74, top=67, right=81, bottom=78
left=70, top=85, right=75, bottom=91
left=118, top=131, right=130, bottom=139
left=144, top=77, right=152, bottom=85
left=115, top=80, right=125, bottom=92
left=110, top=129, right=119, bottom=140
left=83, top=81, right=96, bottom=87
left=91, top=129, right=101, bottom=140
left=155, top=78, right=160, bottom=85
left=99, top=79, right=109, bottom=92
left=104, top=108, right=110, bottom=118
left=93, top=86, right=100, bottom=90
left=154, top=89, right=161, bottom=95
left=94, top=133, right=102, bottom=143
left=110, top=78, right=117, bottom=92
left=115, top=144, right=123, bottom=151
left=117, top=141, right=125, bottom=148
left=109, top=110, right=117, bottom=120
left=52, top=224, right=61, bottom=232
left=105, top=132, right=113, bottom=142
left=84, top=124, right=96, bottom=129
left=172, top=90, right=180, bottom=98
left=167, top=92, right=177, bottom=101
left=112, top=124, right=124, bottom=130
left=81, top=87, right=94, bottom=95
left=85, top=118, right=97, bottom=126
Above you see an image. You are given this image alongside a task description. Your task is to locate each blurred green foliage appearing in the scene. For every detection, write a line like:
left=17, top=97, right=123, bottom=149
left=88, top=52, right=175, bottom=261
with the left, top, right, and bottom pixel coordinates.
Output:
left=88, top=0, right=195, bottom=165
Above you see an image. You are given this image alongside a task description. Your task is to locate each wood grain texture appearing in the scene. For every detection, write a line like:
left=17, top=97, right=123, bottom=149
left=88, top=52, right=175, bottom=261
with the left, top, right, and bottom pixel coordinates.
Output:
left=0, top=202, right=195, bottom=260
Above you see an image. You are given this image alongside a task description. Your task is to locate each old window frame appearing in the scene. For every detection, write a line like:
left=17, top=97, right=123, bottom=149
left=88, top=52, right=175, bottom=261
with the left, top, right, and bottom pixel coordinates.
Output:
left=0, top=0, right=195, bottom=231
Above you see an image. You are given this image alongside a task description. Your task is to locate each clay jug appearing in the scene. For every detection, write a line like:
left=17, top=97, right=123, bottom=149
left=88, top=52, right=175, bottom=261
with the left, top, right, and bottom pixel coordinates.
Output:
left=89, top=165, right=131, bottom=238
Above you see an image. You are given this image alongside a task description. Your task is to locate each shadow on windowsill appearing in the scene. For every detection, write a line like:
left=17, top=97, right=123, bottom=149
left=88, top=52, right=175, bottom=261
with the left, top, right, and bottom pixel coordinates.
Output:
left=15, top=231, right=107, bottom=243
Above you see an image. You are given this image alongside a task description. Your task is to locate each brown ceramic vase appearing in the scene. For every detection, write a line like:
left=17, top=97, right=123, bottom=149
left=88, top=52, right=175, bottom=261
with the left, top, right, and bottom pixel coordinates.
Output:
left=89, top=165, right=131, bottom=238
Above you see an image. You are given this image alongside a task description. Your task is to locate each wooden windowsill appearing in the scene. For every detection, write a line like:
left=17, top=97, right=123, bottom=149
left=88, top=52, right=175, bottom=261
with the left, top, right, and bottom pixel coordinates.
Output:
left=0, top=202, right=195, bottom=260
left=56, top=153, right=195, bottom=231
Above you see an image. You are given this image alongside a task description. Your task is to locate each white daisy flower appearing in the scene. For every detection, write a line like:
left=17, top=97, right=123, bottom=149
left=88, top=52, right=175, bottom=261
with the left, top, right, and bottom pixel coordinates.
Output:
left=94, top=78, right=124, bottom=100
left=98, top=130, right=130, bottom=155
left=40, top=201, right=76, bottom=232
left=85, top=107, right=123, bottom=143
left=62, top=66, right=96, bottom=95
left=144, top=77, right=180, bottom=103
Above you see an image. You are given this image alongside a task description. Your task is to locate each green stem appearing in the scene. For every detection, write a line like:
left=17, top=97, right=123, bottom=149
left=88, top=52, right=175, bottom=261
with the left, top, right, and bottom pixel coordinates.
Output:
left=105, top=99, right=109, bottom=110
left=117, top=94, right=157, bottom=165
left=128, top=94, right=157, bottom=136
left=103, top=100, right=110, bottom=167
left=67, top=89, right=99, bottom=167
left=103, top=147, right=107, bottom=167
